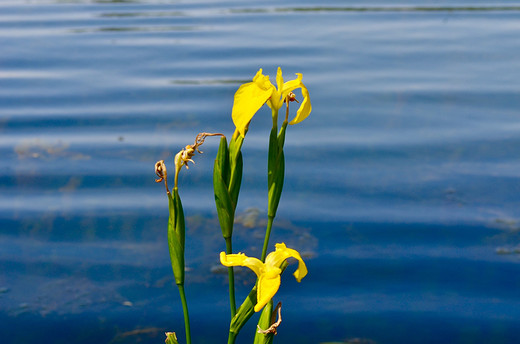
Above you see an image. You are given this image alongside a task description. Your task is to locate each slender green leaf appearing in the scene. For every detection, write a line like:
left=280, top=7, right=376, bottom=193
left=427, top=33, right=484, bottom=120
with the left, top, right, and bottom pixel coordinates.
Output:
left=267, top=127, right=278, bottom=181
left=267, top=122, right=287, bottom=218
left=214, top=137, right=234, bottom=239
left=229, top=135, right=244, bottom=209
left=229, top=151, right=242, bottom=208
left=277, top=121, right=287, bottom=152
left=214, top=160, right=234, bottom=238
left=268, top=151, right=284, bottom=218
left=173, top=188, right=185, bottom=249
left=229, top=286, right=257, bottom=336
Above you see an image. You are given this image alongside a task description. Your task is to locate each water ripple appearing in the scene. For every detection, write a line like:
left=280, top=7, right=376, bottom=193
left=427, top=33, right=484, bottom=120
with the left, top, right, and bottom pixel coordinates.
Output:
left=230, top=6, right=520, bottom=14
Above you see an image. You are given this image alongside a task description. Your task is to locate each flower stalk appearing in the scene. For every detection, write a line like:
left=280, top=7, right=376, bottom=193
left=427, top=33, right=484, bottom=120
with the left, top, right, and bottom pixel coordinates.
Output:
left=213, top=133, right=244, bottom=317
left=157, top=132, right=223, bottom=344
left=158, top=67, right=312, bottom=344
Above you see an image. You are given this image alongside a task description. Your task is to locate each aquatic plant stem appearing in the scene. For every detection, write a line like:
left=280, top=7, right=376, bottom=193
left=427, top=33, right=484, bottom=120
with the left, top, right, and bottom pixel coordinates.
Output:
left=228, top=332, right=237, bottom=344
left=272, top=108, right=278, bottom=131
left=174, top=167, right=180, bottom=190
left=177, top=284, right=192, bottom=344
left=261, top=215, right=275, bottom=262
left=225, top=237, right=237, bottom=317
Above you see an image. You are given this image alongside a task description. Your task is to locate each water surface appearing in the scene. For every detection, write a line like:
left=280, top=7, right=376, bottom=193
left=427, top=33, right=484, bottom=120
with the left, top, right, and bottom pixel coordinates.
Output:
left=2, top=1, right=520, bottom=343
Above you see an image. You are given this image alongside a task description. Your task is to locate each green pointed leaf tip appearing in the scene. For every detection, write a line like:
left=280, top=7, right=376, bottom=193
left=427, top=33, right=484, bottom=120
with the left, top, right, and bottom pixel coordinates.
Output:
left=165, top=332, right=179, bottom=344
left=168, top=191, right=185, bottom=285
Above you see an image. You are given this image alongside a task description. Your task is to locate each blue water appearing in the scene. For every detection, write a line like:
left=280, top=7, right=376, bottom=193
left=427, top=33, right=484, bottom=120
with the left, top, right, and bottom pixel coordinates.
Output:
left=2, top=1, right=520, bottom=343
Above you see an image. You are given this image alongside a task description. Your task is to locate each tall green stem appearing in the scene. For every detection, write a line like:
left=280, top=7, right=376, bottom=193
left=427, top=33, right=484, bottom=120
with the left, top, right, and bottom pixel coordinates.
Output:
left=228, top=332, right=237, bottom=344
left=225, top=237, right=237, bottom=317
left=261, top=215, right=275, bottom=262
left=177, top=285, right=191, bottom=344
left=227, top=336, right=235, bottom=344
left=272, top=108, right=278, bottom=131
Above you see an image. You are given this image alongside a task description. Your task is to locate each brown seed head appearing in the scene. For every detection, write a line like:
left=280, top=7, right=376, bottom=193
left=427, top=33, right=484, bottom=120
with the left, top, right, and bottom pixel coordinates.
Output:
left=155, top=160, right=167, bottom=183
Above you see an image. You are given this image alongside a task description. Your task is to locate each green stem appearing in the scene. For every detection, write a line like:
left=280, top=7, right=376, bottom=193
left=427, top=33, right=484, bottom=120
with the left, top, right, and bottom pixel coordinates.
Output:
left=260, top=215, right=275, bottom=262
left=228, top=332, right=237, bottom=344
left=225, top=237, right=237, bottom=317
left=177, top=284, right=191, bottom=344
left=174, top=167, right=180, bottom=189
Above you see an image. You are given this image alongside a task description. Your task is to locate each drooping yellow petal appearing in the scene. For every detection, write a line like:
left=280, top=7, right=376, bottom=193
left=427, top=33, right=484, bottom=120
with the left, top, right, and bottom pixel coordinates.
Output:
left=220, top=252, right=264, bottom=277
left=289, top=84, right=312, bottom=125
left=255, top=268, right=281, bottom=312
left=277, top=73, right=312, bottom=124
left=231, top=69, right=274, bottom=137
left=266, top=243, right=308, bottom=282
left=290, top=249, right=308, bottom=282
left=280, top=73, right=303, bottom=98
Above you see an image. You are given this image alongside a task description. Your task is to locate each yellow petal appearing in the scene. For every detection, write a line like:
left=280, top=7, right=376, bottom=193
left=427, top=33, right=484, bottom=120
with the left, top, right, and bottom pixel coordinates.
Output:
left=279, top=73, right=312, bottom=124
left=231, top=69, right=274, bottom=137
left=289, top=84, right=312, bottom=125
left=255, top=268, right=281, bottom=312
left=220, top=252, right=264, bottom=278
left=266, top=67, right=284, bottom=111
left=273, top=67, right=285, bottom=110
left=276, top=67, right=284, bottom=93
left=266, top=243, right=308, bottom=282
left=280, top=73, right=303, bottom=98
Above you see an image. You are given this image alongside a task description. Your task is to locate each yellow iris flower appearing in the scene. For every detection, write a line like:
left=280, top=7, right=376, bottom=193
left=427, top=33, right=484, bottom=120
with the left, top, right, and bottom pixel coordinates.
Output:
left=231, top=67, right=312, bottom=137
left=220, top=243, right=308, bottom=312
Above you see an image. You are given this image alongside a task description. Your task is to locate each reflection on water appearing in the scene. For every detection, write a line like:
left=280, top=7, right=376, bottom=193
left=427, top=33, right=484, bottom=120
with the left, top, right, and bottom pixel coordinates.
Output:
left=2, top=0, right=520, bottom=343
left=98, top=11, right=186, bottom=18
left=232, top=5, right=520, bottom=13
left=70, top=26, right=199, bottom=33
left=170, top=79, right=249, bottom=85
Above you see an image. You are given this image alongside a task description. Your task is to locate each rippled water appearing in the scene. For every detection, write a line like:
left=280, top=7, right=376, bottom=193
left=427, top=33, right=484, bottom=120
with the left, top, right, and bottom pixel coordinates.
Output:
left=2, top=1, right=520, bottom=343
